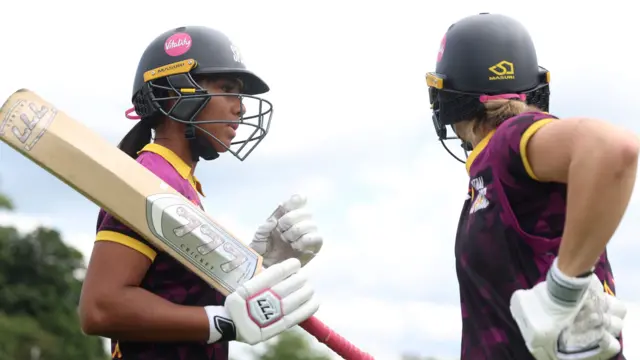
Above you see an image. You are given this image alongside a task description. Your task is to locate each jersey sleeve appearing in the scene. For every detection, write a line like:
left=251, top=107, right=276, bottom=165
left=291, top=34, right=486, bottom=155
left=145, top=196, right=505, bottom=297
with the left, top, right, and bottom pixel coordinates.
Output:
left=492, top=111, right=559, bottom=181
left=95, top=209, right=158, bottom=262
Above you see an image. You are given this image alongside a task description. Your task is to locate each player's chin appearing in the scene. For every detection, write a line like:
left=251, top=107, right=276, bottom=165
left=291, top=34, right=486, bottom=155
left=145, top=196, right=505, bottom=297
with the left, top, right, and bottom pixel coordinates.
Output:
left=211, top=136, right=234, bottom=152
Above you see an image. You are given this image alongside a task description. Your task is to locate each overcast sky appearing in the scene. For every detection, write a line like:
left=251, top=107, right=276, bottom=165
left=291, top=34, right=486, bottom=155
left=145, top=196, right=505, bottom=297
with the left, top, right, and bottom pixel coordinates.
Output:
left=1, top=1, right=639, bottom=359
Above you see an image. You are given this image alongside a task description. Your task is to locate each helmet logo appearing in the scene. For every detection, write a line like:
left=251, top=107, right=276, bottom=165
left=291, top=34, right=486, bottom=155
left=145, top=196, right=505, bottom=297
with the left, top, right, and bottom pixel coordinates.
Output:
left=230, top=44, right=243, bottom=64
left=488, top=61, right=515, bottom=81
left=437, top=35, right=446, bottom=62
left=165, top=33, right=193, bottom=57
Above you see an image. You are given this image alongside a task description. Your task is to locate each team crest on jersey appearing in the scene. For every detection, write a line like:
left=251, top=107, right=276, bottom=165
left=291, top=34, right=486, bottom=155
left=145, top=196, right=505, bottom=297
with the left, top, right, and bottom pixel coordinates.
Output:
left=469, top=176, right=489, bottom=214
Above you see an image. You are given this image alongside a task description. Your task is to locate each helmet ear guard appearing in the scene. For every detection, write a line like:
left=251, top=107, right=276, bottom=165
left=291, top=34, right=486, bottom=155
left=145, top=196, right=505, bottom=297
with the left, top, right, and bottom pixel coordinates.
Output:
left=426, top=73, right=473, bottom=163
left=159, top=73, right=211, bottom=123
left=133, top=59, right=204, bottom=119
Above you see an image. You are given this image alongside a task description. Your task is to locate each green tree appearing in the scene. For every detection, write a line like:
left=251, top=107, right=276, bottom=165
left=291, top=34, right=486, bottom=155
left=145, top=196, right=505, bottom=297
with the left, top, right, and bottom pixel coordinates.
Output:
left=402, top=354, right=455, bottom=360
left=0, top=193, right=109, bottom=360
left=0, top=193, right=13, bottom=210
left=237, top=329, right=332, bottom=360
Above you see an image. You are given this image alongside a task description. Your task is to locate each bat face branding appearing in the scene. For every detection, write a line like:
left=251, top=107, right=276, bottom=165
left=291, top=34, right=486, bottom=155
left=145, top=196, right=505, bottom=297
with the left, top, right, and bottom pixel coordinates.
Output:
left=0, top=99, right=57, bottom=152
left=145, top=193, right=260, bottom=294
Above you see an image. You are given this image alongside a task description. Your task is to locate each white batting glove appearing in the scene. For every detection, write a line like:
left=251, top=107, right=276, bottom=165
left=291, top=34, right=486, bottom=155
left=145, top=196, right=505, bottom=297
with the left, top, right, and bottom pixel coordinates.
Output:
left=510, top=258, right=593, bottom=360
left=249, top=194, right=323, bottom=268
left=556, top=276, right=626, bottom=360
left=204, top=258, right=319, bottom=345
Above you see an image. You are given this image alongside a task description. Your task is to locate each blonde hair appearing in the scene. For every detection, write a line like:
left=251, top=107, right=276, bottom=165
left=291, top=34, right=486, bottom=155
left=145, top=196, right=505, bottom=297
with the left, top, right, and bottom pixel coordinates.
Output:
left=455, top=99, right=541, bottom=144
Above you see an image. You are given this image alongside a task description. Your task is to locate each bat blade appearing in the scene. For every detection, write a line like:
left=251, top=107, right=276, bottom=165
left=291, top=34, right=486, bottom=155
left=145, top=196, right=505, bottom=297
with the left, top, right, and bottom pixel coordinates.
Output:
left=0, top=89, right=374, bottom=360
left=0, top=89, right=261, bottom=296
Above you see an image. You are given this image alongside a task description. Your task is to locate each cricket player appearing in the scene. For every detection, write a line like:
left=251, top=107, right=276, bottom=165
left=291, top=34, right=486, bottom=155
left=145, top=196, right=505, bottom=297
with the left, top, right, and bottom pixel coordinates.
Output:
left=425, top=13, right=638, bottom=360
left=79, top=26, right=323, bottom=359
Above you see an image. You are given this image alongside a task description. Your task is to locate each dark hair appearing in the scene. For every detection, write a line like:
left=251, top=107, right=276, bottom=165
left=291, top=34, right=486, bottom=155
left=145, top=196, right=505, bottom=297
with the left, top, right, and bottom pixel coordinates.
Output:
left=117, top=116, right=161, bottom=159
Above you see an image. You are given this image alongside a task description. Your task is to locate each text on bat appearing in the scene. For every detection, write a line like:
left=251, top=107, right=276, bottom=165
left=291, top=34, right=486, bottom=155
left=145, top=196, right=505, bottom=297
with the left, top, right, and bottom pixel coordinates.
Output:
left=0, top=100, right=55, bottom=151
left=173, top=205, right=248, bottom=273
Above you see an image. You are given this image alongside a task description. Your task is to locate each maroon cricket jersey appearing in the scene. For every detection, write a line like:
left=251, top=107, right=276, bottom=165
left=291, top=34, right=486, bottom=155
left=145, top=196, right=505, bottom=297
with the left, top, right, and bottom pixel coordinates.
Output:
left=455, top=111, right=624, bottom=359
left=94, top=143, right=227, bottom=360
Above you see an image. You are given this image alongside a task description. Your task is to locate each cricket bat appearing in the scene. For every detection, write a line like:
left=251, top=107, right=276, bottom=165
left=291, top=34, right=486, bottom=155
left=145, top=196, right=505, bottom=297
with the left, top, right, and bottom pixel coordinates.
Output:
left=0, top=89, right=374, bottom=360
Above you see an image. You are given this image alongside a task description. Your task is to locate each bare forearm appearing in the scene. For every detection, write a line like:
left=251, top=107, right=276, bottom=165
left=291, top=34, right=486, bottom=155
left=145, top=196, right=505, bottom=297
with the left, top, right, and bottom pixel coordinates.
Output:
left=90, top=286, right=210, bottom=342
left=558, top=137, right=639, bottom=277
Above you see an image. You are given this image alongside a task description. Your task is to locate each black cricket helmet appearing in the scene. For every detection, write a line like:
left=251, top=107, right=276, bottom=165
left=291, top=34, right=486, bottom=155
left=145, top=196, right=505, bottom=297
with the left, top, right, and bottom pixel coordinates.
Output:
left=425, top=13, right=550, bottom=163
left=128, top=26, right=273, bottom=162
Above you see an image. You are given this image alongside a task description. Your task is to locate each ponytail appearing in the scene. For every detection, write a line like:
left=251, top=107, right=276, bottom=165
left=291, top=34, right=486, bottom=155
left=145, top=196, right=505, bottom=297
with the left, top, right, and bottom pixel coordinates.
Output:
left=473, top=99, right=540, bottom=135
left=118, top=120, right=153, bottom=159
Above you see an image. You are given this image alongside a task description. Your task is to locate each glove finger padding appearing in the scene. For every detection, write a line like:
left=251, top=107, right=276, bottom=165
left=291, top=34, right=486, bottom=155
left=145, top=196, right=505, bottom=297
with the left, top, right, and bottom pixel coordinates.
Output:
left=254, top=218, right=278, bottom=238
left=280, top=194, right=307, bottom=213
left=281, top=283, right=315, bottom=316
left=282, top=292, right=320, bottom=330
left=605, top=313, right=624, bottom=337
left=557, top=331, right=621, bottom=360
left=603, top=293, right=627, bottom=322
left=278, top=208, right=314, bottom=235
left=270, top=272, right=308, bottom=298
left=237, top=258, right=301, bottom=298
left=250, top=218, right=278, bottom=256
left=282, top=219, right=318, bottom=244
left=293, top=233, right=323, bottom=254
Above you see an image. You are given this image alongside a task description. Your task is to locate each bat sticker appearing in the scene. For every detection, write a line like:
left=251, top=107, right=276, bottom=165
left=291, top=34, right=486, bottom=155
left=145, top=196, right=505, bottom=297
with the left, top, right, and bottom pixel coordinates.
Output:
left=145, top=193, right=260, bottom=292
left=0, top=99, right=56, bottom=151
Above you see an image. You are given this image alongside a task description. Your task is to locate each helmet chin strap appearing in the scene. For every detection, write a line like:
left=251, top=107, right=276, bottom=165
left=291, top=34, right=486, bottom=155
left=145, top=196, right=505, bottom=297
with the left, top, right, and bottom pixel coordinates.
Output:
left=185, top=124, right=219, bottom=162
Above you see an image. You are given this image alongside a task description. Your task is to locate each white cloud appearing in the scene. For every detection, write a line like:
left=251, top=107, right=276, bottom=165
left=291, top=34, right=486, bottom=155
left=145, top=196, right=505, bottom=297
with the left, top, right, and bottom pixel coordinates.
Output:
left=0, top=211, right=54, bottom=233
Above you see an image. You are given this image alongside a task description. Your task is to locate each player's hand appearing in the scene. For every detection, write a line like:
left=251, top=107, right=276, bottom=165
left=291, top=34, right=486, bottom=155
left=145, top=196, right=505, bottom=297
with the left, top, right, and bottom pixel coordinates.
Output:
left=224, top=258, right=319, bottom=345
left=556, top=276, right=626, bottom=360
left=250, top=194, right=323, bottom=268
left=510, top=258, right=595, bottom=360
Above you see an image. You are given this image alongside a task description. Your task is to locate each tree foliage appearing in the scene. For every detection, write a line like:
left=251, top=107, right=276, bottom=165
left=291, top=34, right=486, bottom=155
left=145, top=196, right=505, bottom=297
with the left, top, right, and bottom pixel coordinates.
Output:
left=258, top=329, right=332, bottom=360
left=401, top=355, right=443, bottom=360
left=0, top=193, right=13, bottom=210
left=0, top=193, right=108, bottom=360
left=230, top=329, right=332, bottom=360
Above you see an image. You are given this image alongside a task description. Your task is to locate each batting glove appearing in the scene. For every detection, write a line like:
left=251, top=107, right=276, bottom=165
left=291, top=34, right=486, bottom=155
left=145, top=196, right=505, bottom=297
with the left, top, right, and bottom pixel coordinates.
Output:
left=556, top=275, right=626, bottom=360
left=250, top=194, right=323, bottom=268
left=510, top=257, right=593, bottom=360
left=203, top=258, right=319, bottom=345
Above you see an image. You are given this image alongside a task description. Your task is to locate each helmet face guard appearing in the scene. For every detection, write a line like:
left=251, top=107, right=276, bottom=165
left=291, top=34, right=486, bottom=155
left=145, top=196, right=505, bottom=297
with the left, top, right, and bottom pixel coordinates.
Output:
left=131, top=59, right=273, bottom=162
left=425, top=13, right=551, bottom=164
left=129, top=26, right=273, bottom=162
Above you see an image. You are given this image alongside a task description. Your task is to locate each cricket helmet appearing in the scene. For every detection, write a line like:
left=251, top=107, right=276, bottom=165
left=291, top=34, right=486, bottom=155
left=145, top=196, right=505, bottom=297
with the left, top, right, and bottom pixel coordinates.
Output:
left=129, top=25, right=273, bottom=162
left=425, top=13, right=550, bottom=163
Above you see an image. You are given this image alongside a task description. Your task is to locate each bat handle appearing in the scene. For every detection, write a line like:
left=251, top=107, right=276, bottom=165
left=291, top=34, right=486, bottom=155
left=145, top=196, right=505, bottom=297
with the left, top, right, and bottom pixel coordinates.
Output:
left=299, top=316, right=375, bottom=360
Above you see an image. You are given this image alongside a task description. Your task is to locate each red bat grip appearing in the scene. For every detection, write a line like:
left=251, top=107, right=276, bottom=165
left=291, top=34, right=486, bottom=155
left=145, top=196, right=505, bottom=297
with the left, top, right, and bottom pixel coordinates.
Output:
left=299, top=316, right=375, bottom=360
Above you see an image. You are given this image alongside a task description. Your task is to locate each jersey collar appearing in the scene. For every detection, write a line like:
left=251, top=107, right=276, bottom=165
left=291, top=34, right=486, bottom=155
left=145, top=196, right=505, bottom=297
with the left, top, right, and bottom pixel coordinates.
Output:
left=465, top=130, right=496, bottom=174
left=137, top=143, right=205, bottom=197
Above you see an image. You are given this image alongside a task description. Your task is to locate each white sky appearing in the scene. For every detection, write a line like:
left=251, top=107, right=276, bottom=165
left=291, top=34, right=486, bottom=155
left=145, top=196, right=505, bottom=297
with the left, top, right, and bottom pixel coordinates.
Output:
left=1, top=1, right=640, bottom=359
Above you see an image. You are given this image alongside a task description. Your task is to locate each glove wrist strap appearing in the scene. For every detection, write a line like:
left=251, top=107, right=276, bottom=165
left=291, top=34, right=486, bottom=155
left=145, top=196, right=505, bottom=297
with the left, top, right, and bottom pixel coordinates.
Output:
left=546, top=257, right=592, bottom=308
left=204, top=305, right=237, bottom=344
